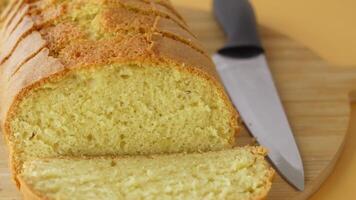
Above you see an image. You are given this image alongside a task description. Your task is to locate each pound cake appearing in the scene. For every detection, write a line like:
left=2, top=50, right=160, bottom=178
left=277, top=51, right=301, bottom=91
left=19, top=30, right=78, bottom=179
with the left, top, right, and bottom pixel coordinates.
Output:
left=0, top=0, right=8, bottom=13
left=18, top=147, right=274, bottom=200
left=0, top=0, right=239, bottom=184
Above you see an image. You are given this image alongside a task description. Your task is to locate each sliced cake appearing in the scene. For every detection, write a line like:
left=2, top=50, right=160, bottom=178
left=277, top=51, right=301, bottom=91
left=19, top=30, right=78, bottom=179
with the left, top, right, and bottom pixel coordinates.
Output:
left=19, top=147, right=274, bottom=200
left=0, top=0, right=239, bottom=185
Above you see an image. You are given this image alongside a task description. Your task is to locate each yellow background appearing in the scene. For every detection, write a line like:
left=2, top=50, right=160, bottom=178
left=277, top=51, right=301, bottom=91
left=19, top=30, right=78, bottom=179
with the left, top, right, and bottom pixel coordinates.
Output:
left=173, top=0, right=356, bottom=199
left=251, top=0, right=356, bottom=67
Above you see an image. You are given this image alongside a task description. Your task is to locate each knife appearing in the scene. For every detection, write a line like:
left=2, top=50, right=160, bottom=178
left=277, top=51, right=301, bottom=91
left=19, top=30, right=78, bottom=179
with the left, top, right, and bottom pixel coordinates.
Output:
left=212, top=0, right=304, bottom=190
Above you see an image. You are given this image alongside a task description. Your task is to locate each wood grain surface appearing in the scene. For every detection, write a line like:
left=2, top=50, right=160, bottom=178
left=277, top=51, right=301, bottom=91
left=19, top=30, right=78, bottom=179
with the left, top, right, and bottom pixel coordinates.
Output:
left=1, top=1, right=356, bottom=199
left=171, top=2, right=356, bottom=199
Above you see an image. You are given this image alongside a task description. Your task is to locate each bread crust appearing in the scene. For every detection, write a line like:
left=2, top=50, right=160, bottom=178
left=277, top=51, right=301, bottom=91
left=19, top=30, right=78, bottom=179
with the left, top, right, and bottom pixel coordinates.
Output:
left=19, top=177, right=47, bottom=200
left=0, top=0, right=14, bottom=22
left=0, top=0, right=239, bottom=189
left=1, top=0, right=25, bottom=31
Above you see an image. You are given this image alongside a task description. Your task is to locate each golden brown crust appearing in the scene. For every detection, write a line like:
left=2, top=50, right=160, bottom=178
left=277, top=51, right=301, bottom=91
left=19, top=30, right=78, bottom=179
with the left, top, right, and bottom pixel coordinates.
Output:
left=1, top=48, right=64, bottom=122
left=0, top=0, right=14, bottom=22
left=18, top=177, right=47, bottom=200
left=146, top=0, right=185, bottom=21
left=0, top=0, right=239, bottom=189
left=1, top=0, right=25, bottom=31
left=1, top=31, right=46, bottom=83
left=100, top=6, right=205, bottom=55
left=1, top=3, right=29, bottom=44
left=114, top=0, right=188, bottom=29
left=2, top=47, right=65, bottom=187
left=0, top=15, right=35, bottom=63
left=140, top=0, right=186, bottom=22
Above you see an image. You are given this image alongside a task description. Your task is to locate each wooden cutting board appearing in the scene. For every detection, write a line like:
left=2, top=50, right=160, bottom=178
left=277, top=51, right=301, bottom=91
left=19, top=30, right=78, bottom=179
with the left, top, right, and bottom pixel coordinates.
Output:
left=1, top=1, right=356, bottom=200
left=172, top=2, right=356, bottom=199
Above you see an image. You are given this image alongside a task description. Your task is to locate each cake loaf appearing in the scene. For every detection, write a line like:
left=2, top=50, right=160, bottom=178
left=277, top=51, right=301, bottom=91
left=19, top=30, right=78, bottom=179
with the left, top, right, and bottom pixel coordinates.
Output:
left=0, top=0, right=239, bottom=185
left=19, top=147, right=274, bottom=200
left=0, top=0, right=8, bottom=14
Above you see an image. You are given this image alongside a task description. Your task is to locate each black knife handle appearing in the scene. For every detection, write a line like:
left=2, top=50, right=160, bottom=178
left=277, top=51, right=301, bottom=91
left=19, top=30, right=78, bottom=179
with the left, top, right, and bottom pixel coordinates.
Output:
left=213, top=0, right=263, bottom=58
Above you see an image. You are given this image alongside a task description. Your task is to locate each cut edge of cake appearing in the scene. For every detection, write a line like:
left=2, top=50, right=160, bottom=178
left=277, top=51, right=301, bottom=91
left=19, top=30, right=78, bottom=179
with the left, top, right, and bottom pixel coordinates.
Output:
left=18, top=146, right=275, bottom=200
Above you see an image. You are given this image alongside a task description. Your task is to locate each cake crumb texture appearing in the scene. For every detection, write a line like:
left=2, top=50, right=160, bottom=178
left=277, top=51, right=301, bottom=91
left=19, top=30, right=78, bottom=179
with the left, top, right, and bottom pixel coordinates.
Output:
left=20, top=147, right=274, bottom=200
left=0, top=0, right=238, bottom=184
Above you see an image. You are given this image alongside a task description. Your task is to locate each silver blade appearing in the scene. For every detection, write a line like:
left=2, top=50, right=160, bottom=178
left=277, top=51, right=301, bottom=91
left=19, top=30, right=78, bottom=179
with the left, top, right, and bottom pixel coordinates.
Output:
left=213, top=53, right=304, bottom=190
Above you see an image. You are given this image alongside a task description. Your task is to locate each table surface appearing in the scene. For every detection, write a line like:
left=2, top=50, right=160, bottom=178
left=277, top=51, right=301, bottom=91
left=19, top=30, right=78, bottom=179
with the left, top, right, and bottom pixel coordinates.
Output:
left=172, top=0, right=356, bottom=199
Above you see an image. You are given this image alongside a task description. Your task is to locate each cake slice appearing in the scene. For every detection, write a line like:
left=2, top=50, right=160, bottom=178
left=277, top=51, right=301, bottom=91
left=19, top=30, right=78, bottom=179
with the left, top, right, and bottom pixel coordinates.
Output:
left=0, top=0, right=239, bottom=184
left=19, top=147, right=274, bottom=200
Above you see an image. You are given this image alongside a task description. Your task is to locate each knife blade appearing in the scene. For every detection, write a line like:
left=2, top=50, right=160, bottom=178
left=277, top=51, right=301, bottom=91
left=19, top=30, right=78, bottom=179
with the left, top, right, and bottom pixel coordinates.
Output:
left=212, top=0, right=304, bottom=190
